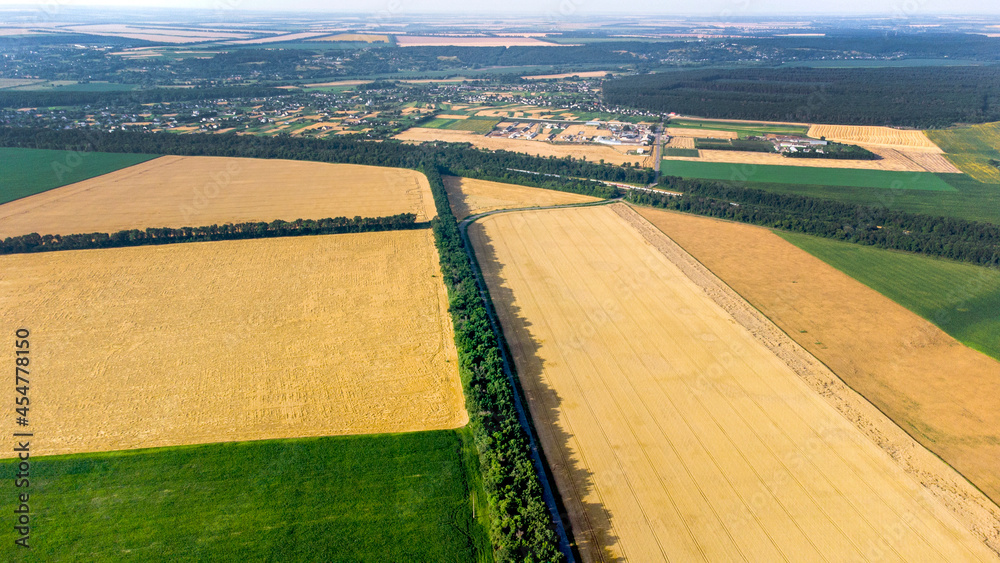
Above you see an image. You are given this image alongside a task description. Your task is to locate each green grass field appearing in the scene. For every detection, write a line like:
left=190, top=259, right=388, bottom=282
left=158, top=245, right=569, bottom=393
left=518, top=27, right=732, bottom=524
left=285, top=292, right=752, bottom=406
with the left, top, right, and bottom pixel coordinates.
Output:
left=777, top=231, right=1000, bottom=361
left=661, top=160, right=957, bottom=191
left=0, top=148, right=159, bottom=205
left=0, top=430, right=490, bottom=562
left=667, top=118, right=810, bottom=138
left=664, top=148, right=700, bottom=157
left=423, top=117, right=501, bottom=134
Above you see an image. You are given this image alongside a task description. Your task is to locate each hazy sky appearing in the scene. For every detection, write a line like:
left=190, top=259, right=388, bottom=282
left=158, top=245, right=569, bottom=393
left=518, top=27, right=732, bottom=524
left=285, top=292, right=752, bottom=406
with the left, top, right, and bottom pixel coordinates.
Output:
left=1, top=0, right=998, bottom=16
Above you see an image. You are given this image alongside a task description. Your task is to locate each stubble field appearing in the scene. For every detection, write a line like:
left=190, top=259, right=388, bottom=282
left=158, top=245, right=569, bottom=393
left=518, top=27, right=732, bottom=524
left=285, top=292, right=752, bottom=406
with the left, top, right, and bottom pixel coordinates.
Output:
left=807, top=124, right=942, bottom=150
left=443, top=175, right=601, bottom=220
left=0, top=156, right=437, bottom=238
left=634, top=206, right=1000, bottom=508
left=469, top=204, right=996, bottom=562
left=0, top=230, right=466, bottom=457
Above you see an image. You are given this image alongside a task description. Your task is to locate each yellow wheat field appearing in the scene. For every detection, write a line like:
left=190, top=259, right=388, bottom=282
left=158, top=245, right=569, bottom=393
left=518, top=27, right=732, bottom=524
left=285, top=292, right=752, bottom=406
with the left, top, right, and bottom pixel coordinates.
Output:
left=0, top=231, right=466, bottom=457
left=665, top=127, right=738, bottom=139
left=807, top=124, right=943, bottom=150
left=310, top=33, right=390, bottom=42
left=637, top=207, right=1000, bottom=509
left=664, top=136, right=696, bottom=149
left=395, top=127, right=653, bottom=167
left=521, top=71, right=610, bottom=79
left=0, top=156, right=436, bottom=238
left=469, top=204, right=998, bottom=563
left=443, top=176, right=601, bottom=220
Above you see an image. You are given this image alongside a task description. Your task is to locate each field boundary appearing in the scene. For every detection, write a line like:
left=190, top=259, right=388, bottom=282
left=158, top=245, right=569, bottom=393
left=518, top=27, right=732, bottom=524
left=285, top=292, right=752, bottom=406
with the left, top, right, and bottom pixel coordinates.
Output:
left=617, top=203, right=1000, bottom=555
left=0, top=214, right=426, bottom=255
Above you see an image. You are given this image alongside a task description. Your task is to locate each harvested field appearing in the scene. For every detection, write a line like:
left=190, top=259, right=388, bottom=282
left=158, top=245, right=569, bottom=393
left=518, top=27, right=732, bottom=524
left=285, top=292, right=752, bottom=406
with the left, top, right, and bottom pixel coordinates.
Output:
left=665, top=127, right=738, bottom=139
left=633, top=206, right=1000, bottom=511
left=442, top=175, right=601, bottom=220
left=521, top=71, right=610, bottom=79
left=395, top=127, right=652, bottom=167
left=897, top=149, right=964, bottom=173
left=227, top=32, right=328, bottom=44
left=664, top=146, right=930, bottom=171
left=0, top=230, right=466, bottom=457
left=310, top=33, right=390, bottom=42
left=470, top=204, right=999, bottom=562
left=64, top=24, right=250, bottom=43
left=808, top=124, right=942, bottom=150
left=395, top=35, right=560, bottom=47
left=664, top=136, right=695, bottom=149
left=0, top=156, right=436, bottom=238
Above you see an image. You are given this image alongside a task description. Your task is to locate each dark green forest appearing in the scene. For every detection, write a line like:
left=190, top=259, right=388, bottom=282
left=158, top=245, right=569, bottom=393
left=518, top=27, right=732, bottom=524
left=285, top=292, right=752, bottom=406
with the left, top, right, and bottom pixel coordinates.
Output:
left=604, top=67, right=1000, bottom=128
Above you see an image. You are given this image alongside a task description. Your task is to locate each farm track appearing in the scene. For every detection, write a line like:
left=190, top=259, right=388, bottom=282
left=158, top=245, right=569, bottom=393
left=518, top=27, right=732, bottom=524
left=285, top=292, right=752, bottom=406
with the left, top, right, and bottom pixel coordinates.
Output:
left=465, top=201, right=1000, bottom=562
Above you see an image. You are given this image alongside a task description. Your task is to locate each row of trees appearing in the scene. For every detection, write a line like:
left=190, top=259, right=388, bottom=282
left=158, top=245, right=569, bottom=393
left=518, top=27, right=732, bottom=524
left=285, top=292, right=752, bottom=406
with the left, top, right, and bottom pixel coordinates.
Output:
left=0, top=86, right=289, bottom=111
left=0, top=215, right=419, bottom=255
left=0, top=127, right=656, bottom=185
left=425, top=165, right=564, bottom=563
left=628, top=177, right=1000, bottom=266
left=604, top=67, right=1000, bottom=128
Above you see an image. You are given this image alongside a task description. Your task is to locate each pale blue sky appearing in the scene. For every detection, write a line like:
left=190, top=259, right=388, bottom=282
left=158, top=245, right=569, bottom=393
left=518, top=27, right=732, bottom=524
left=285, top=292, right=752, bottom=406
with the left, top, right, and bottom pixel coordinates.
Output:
left=0, top=0, right=998, bottom=16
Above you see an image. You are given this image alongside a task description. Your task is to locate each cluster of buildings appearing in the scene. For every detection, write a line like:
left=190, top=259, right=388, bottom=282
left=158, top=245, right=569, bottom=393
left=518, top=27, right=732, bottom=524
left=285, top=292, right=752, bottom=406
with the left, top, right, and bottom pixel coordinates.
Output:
left=764, top=134, right=828, bottom=153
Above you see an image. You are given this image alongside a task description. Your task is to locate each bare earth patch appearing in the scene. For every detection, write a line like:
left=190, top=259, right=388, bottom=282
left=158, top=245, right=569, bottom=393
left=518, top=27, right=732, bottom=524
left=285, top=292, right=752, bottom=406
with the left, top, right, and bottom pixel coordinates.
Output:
left=0, top=231, right=466, bottom=457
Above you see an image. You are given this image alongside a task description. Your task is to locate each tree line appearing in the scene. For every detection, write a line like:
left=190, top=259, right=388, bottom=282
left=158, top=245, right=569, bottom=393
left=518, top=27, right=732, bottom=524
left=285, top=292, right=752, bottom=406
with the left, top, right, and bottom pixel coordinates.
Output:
left=0, top=86, right=289, bottom=110
left=604, top=67, right=1000, bottom=128
left=0, top=215, right=419, bottom=255
left=626, top=176, right=1000, bottom=266
left=425, top=164, right=565, bottom=562
left=0, top=127, right=655, bottom=185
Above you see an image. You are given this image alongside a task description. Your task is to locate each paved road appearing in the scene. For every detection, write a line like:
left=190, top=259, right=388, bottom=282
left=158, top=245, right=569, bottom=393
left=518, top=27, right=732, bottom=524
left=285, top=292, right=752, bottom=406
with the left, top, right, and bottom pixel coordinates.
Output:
left=653, top=122, right=663, bottom=177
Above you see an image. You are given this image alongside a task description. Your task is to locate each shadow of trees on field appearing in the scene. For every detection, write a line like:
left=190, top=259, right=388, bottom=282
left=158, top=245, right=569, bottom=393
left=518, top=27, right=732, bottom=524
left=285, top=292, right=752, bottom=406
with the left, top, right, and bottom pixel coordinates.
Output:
left=470, top=222, right=623, bottom=563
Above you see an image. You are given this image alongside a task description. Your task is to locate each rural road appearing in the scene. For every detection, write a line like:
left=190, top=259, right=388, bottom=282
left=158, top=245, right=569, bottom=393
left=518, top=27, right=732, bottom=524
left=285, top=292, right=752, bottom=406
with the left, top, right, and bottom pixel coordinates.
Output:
left=653, top=122, right=663, bottom=177
left=457, top=199, right=620, bottom=563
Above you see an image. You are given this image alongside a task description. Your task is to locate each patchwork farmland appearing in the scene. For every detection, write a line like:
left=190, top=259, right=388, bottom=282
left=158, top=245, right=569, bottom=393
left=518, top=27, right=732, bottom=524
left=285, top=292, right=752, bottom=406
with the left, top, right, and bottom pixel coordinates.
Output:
left=634, top=206, right=1000, bottom=509
left=394, top=127, right=654, bottom=167
left=0, top=230, right=465, bottom=456
left=0, top=156, right=436, bottom=238
left=468, top=204, right=998, bottom=562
